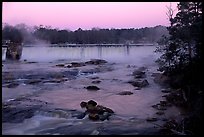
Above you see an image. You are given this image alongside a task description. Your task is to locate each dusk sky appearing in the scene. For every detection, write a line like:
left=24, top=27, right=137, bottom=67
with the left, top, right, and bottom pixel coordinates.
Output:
left=2, top=2, right=178, bottom=31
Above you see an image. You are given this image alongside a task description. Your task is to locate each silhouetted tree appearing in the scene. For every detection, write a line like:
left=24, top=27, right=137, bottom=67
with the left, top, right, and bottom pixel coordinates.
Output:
left=2, top=25, right=23, bottom=43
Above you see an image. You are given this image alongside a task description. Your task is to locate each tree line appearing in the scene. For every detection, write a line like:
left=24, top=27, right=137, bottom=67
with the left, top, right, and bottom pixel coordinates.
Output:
left=156, top=2, right=202, bottom=135
left=2, top=24, right=168, bottom=45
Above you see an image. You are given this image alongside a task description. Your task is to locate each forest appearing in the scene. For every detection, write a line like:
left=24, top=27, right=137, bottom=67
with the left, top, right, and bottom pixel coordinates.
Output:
left=156, top=2, right=203, bottom=135
left=2, top=24, right=168, bottom=45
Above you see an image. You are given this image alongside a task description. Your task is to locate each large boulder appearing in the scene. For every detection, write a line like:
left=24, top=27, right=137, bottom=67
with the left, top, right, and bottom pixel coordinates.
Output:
left=132, top=67, right=147, bottom=78
left=85, top=59, right=107, bottom=65
left=128, top=79, right=149, bottom=88
left=6, top=43, right=23, bottom=60
left=80, top=100, right=114, bottom=121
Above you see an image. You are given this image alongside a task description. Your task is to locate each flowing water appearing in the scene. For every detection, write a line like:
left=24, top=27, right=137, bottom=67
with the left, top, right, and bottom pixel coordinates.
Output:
left=2, top=45, right=183, bottom=135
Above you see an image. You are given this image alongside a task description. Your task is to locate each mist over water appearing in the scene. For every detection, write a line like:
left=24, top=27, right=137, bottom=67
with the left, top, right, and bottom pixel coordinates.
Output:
left=3, top=45, right=172, bottom=135
left=2, top=45, right=158, bottom=65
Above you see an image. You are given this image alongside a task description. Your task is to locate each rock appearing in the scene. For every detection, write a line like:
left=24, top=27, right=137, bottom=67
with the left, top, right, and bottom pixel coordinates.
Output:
left=6, top=83, right=19, bottom=88
left=6, top=43, right=23, bottom=60
left=127, top=65, right=131, bottom=68
left=146, top=117, right=158, bottom=122
left=151, top=104, right=167, bottom=110
left=88, top=100, right=97, bottom=107
left=85, top=86, right=100, bottom=91
left=157, top=106, right=167, bottom=110
left=156, top=111, right=165, bottom=115
left=26, top=61, right=38, bottom=64
left=117, top=91, right=133, bottom=95
left=134, top=87, right=141, bottom=90
left=85, top=59, right=107, bottom=65
left=132, top=69, right=146, bottom=78
left=25, top=79, right=42, bottom=85
left=96, top=105, right=114, bottom=114
left=89, top=76, right=99, bottom=80
left=88, top=113, right=100, bottom=120
left=42, top=78, right=67, bottom=83
left=70, top=62, right=85, bottom=67
left=161, top=88, right=171, bottom=93
left=151, top=104, right=158, bottom=109
left=2, top=104, right=42, bottom=123
left=92, top=80, right=101, bottom=84
left=80, top=101, right=88, bottom=108
left=99, top=112, right=111, bottom=121
left=56, top=64, right=65, bottom=67
left=80, top=100, right=114, bottom=121
left=128, top=79, right=149, bottom=88
left=74, top=112, right=86, bottom=119
left=160, top=101, right=168, bottom=106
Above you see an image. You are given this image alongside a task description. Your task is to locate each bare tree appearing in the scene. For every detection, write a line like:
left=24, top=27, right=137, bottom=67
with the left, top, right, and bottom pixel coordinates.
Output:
left=166, top=3, right=176, bottom=27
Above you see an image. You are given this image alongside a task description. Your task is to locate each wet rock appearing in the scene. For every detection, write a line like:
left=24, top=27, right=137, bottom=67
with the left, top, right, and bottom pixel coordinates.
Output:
left=56, top=64, right=65, bottom=67
left=99, top=112, right=111, bottom=121
left=134, top=87, right=142, bottom=90
left=89, top=113, right=100, bottom=120
left=80, top=100, right=114, bottom=121
left=95, top=66, right=114, bottom=72
left=85, top=59, right=107, bottom=65
left=151, top=104, right=167, bottom=110
left=146, top=117, right=158, bottom=122
left=88, top=100, right=98, bottom=107
left=42, top=78, right=68, bottom=84
left=25, top=79, right=42, bottom=85
left=96, top=105, right=114, bottom=114
left=70, top=62, right=85, bottom=67
left=157, top=106, right=167, bottom=111
left=85, top=86, right=100, bottom=91
left=156, top=111, right=165, bottom=115
left=128, top=79, right=149, bottom=88
left=6, top=43, right=23, bottom=60
left=161, top=88, right=171, bottom=93
left=80, top=69, right=98, bottom=75
left=2, top=72, right=15, bottom=81
left=92, top=80, right=101, bottom=84
left=2, top=105, right=42, bottom=123
left=89, top=76, right=99, bottom=79
left=117, top=91, right=133, bottom=95
left=132, top=68, right=146, bottom=78
left=127, top=65, right=131, bottom=68
left=72, top=112, right=86, bottom=119
left=26, top=61, right=38, bottom=64
left=159, top=100, right=172, bottom=107
left=6, top=83, right=19, bottom=88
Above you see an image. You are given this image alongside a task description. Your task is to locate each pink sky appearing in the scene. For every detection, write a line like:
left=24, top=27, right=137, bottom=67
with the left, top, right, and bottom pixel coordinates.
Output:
left=2, top=2, right=178, bottom=31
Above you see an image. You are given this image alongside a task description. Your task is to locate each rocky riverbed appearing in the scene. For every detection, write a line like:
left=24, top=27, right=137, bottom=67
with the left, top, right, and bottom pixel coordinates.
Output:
left=2, top=58, right=186, bottom=135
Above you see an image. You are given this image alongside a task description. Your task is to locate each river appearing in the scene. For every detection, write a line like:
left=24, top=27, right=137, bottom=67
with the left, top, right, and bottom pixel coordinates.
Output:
left=2, top=45, right=183, bottom=135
